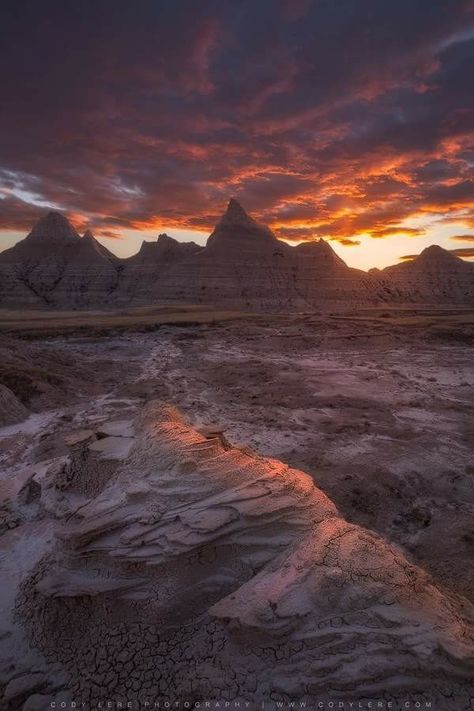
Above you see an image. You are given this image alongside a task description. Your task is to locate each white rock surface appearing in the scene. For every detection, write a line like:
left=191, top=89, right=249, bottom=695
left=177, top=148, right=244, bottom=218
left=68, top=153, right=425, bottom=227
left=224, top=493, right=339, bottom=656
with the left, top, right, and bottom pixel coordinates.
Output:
left=6, top=402, right=472, bottom=707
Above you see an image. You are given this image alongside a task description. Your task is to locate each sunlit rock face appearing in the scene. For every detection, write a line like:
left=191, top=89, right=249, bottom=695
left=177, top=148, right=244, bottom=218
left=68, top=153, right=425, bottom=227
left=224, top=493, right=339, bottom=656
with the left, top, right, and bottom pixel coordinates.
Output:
left=0, top=213, right=122, bottom=307
left=380, top=245, right=474, bottom=302
left=12, top=402, right=474, bottom=706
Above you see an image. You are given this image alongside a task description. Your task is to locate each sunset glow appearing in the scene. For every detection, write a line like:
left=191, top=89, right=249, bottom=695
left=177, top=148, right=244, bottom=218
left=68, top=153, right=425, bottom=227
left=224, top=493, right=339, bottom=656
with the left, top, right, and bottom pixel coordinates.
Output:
left=0, top=1, right=473, bottom=269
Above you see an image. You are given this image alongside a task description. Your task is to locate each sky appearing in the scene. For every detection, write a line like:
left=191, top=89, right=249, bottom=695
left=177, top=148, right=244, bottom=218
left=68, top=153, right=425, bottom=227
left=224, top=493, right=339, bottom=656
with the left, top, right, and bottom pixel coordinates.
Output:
left=0, top=0, right=473, bottom=270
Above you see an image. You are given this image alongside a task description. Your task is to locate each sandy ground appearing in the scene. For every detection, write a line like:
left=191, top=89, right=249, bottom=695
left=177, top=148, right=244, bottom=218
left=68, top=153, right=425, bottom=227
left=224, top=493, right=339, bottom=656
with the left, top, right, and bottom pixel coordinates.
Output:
left=1, top=307, right=473, bottom=605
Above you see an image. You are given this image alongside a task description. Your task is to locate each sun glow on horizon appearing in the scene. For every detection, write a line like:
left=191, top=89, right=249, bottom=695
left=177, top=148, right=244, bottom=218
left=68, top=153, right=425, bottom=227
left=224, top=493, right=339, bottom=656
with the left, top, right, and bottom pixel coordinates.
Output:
left=1, top=211, right=473, bottom=270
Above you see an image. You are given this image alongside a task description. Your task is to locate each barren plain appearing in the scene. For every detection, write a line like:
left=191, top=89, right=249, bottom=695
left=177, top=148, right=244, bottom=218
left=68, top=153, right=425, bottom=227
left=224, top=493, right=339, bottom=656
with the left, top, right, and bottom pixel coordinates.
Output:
left=0, top=305, right=473, bottom=709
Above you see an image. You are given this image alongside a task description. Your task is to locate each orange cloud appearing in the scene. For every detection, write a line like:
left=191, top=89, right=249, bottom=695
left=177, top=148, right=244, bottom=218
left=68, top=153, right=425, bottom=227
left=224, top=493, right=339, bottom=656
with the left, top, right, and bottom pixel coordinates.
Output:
left=450, top=234, right=474, bottom=242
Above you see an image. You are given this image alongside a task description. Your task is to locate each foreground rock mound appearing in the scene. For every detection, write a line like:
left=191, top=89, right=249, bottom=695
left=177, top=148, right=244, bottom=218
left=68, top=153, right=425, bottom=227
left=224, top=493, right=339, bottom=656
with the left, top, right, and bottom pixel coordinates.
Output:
left=9, top=403, right=473, bottom=707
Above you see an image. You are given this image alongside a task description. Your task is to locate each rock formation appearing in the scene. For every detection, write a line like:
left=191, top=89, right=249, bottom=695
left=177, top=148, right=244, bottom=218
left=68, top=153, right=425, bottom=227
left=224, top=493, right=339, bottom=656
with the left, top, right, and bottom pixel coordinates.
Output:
left=5, top=402, right=472, bottom=707
left=0, top=384, right=29, bottom=427
left=291, top=238, right=389, bottom=305
left=155, top=198, right=301, bottom=309
left=0, top=204, right=473, bottom=310
left=0, top=213, right=122, bottom=307
left=379, top=245, right=474, bottom=303
left=156, top=199, right=386, bottom=309
left=119, top=233, right=203, bottom=302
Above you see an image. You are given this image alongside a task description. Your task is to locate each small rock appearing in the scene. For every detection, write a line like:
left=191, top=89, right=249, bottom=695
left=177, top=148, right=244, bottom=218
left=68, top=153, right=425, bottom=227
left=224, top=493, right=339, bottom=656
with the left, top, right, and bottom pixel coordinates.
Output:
left=4, top=673, right=46, bottom=700
left=22, top=693, right=54, bottom=711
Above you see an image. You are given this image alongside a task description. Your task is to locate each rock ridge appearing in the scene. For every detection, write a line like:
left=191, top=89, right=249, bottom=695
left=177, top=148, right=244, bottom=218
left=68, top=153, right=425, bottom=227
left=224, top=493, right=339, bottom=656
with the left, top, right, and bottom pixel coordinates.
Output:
left=0, top=203, right=473, bottom=309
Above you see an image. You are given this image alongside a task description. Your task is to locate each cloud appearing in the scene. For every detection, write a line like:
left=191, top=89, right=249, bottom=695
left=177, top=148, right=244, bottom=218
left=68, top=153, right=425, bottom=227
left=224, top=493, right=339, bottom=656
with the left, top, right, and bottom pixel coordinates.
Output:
left=449, top=233, right=474, bottom=241
left=91, top=228, right=124, bottom=240
left=450, top=247, right=474, bottom=257
left=337, top=238, right=361, bottom=247
left=370, top=226, right=426, bottom=238
left=400, top=247, right=474, bottom=260
left=0, top=0, right=472, bottom=247
left=0, top=195, right=45, bottom=232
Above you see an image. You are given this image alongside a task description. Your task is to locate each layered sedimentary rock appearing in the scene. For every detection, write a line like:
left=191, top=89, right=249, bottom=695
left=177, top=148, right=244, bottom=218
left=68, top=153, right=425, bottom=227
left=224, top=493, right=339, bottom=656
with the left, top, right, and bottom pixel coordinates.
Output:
left=156, top=199, right=386, bottom=309
left=378, top=245, right=474, bottom=303
left=155, top=198, right=301, bottom=308
left=292, top=239, right=390, bottom=304
left=0, top=213, right=122, bottom=307
left=119, top=233, right=203, bottom=301
left=1, top=203, right=473, bottom=310
left=11, top=402, right=473, bottom=707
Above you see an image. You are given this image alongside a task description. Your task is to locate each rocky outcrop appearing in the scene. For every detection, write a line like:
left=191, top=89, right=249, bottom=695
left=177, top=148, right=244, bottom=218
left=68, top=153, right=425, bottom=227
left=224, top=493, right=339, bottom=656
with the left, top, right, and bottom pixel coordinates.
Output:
left=119, top=233, right=203, bottom=301
left=379, top=245, right=474, bottom=303
left=1, top=204, right=473, bottom=310
left=155, top=199, right=301, bottom=309
left=0, top=213, right=123, bottom=307
left=0, top=384, right=29, bottom=427
left=291, top=238, right=389, bottom=305
left=12, top=402, right=474, bottom=706
left=156, top=200, right=387, bottom=309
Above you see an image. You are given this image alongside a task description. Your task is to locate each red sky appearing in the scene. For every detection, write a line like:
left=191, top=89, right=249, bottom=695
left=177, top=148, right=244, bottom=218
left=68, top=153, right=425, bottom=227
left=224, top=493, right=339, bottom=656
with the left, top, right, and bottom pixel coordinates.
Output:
left=0, top=0, right=473, bottom=269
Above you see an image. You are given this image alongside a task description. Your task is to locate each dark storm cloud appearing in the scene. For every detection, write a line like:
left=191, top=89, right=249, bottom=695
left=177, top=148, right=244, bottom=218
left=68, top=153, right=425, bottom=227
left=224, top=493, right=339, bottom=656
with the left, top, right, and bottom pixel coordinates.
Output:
left=0, top=0, right=473, bottom=243
left=0, top=195, right=45, bottom=232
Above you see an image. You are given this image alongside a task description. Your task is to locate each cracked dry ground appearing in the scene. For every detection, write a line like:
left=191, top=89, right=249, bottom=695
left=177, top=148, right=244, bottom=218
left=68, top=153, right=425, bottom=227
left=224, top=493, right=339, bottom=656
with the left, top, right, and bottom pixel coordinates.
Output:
left=0, top=310, right=473, bottom=710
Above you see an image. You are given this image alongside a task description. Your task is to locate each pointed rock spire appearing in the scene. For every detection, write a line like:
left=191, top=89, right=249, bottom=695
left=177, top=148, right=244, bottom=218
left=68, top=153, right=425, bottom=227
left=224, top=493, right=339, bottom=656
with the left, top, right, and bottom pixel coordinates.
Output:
left=222, top=198, right=251, bottom=223
left=207, top=198, right=278, bottom=250
left=27, top=211, right=80, bottom=242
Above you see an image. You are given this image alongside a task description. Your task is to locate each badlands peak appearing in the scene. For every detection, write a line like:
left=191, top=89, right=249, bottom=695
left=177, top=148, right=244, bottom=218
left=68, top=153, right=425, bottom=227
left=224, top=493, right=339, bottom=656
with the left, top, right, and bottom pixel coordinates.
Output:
left=221, top=197, right=254, bottom=225
left=26, top=211, right=80, bottom=242
left=131, top=232, right=202, bottom=260
left=295, top=237, right=346, bottom=266
left=156, top=232, right=178, bottom=246
left=207, top=198, right=279, bottom=250
left=418, top=244, right=459, bottom=263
